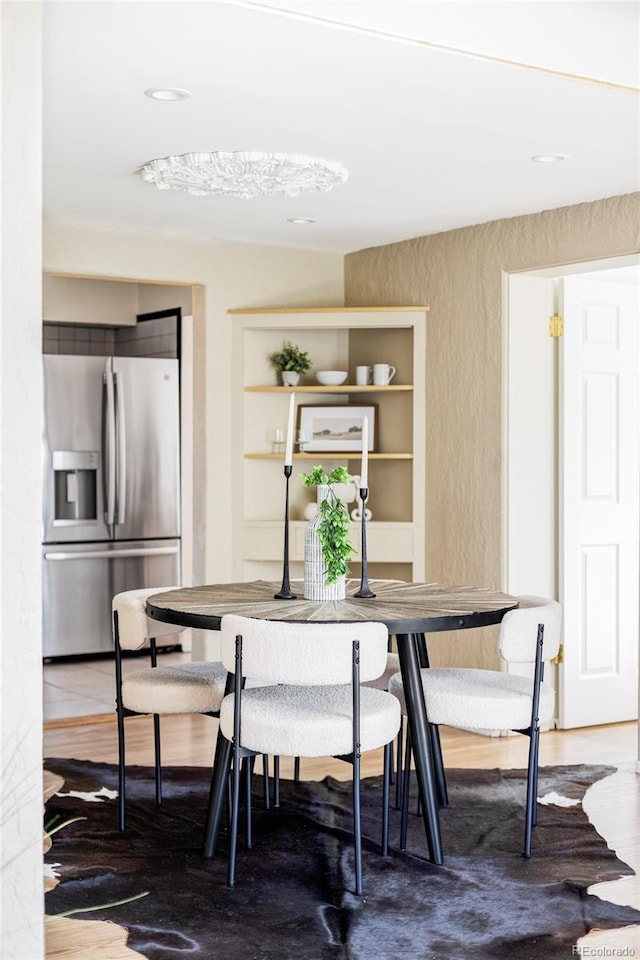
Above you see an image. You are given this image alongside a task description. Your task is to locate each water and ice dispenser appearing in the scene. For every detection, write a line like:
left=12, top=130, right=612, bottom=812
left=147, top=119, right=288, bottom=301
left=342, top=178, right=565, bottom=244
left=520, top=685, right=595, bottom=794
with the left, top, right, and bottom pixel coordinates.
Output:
left=52, top=451, right=99, bottom=523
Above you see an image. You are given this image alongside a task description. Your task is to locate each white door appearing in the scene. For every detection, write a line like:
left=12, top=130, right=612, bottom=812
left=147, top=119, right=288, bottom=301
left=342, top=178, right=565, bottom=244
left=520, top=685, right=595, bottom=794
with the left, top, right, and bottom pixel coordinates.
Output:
left=559, top=277, right=639, bottom=727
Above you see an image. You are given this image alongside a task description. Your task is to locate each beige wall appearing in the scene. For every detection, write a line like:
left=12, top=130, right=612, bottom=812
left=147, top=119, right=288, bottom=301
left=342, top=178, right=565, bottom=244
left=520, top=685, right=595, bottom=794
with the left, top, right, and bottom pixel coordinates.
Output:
left=345, top=192, right=640, bottom=668
left=43, top=224, right=344, bottom=583
left=43, top=275, right=193, bottom=325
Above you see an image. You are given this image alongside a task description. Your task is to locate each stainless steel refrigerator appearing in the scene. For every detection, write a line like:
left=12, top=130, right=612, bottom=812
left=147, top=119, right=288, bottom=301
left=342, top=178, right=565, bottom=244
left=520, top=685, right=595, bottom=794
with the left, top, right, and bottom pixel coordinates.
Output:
left=42, top=355, right=181, bottom=657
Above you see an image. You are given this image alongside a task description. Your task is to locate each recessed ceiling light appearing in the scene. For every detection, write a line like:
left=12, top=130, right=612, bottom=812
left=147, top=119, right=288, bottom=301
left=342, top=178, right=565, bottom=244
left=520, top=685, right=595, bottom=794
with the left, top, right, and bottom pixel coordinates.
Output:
left=287, top=218, right=318, bottom=224
left=144, top=87, right=191, bottom=101
left=531, top=154, right=569, bottom=163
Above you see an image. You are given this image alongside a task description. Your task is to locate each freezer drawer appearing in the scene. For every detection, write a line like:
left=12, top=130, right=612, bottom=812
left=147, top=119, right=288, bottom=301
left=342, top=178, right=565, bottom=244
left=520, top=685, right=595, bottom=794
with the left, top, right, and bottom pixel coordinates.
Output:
left=42, top=539, right=181, bottom=658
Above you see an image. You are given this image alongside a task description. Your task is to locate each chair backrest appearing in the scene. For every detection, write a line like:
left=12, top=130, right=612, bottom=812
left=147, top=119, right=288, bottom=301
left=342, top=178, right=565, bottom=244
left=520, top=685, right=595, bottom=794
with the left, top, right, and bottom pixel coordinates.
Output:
left=220, top=614, right=389, bottom=685
left=498, top=595, right=562, bottom=664
left=113, top=587, right=184, bottom=651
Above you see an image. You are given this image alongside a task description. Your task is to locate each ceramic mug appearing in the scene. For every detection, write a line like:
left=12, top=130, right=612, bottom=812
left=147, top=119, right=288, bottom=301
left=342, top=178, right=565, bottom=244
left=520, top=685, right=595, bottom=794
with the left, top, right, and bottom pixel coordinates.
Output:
left=355, top=365, right=373, bottom=386
left=373, top=363, right=396, bottom=385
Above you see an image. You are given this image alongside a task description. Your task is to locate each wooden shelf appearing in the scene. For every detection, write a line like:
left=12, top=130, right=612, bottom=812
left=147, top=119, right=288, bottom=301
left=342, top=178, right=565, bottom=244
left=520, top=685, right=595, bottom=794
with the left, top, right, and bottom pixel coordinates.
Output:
left=245, top=384, right=413, bottom=393
left=233, top=307, right=427, bottom=579
left=245, top=452, right=413, bottom=460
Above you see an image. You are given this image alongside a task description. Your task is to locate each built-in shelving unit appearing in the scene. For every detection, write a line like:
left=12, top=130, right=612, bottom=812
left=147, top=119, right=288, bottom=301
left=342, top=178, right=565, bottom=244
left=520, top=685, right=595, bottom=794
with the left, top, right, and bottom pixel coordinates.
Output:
left=231, top=306, right=428, bottom=582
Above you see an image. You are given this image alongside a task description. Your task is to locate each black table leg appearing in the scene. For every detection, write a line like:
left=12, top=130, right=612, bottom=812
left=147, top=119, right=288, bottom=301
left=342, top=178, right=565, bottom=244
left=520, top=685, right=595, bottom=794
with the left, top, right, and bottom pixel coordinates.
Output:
left=396, top=632, right=443, bottom=864
left=203, top=673, right=235, bottom=858
left=415, top=632, right=448, bottom=807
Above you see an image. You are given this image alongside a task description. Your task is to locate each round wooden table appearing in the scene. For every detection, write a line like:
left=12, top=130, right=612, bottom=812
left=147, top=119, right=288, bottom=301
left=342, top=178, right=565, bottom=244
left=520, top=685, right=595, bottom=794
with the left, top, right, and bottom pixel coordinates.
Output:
left=147, top=579, right=518, bottom=864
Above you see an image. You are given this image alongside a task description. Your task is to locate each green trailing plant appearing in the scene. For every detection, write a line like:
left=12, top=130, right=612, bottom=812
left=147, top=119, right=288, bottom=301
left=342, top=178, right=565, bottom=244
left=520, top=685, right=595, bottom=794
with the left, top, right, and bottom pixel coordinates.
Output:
left=269, top=340, right=312, bottom=374
left=301, top=465, right=356, bottom=584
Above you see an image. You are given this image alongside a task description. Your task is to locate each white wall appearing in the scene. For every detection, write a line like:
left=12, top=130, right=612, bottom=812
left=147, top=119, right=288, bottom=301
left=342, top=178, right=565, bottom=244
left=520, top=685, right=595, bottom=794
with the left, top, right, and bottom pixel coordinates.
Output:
left=1, top=4, right=45, bottom=958
left=43, top=224, right=344, bottom=586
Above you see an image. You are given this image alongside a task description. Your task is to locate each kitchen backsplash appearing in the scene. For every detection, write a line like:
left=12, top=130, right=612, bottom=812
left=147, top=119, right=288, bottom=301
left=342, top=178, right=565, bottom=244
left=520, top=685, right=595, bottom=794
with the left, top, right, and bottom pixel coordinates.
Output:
left=43, top=313, right=178, bottom=358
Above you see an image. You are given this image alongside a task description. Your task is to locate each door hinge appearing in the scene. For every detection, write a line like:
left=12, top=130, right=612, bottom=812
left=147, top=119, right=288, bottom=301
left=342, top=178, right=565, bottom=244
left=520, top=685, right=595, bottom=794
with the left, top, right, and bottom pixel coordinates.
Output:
left=550, top=643, right=563, bottom=666
left=549, top=314, right=564, bottom=338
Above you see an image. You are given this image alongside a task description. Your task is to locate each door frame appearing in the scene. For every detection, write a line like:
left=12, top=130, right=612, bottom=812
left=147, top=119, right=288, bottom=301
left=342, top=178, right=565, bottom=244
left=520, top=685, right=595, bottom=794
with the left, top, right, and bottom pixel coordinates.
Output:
left=502, top=254, right=640, bottom=743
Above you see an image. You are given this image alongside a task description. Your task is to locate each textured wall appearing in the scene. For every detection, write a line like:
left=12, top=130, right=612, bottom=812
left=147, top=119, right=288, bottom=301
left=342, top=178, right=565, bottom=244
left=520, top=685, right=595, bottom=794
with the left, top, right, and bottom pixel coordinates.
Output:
left=345, top=193, right=640, bottom=667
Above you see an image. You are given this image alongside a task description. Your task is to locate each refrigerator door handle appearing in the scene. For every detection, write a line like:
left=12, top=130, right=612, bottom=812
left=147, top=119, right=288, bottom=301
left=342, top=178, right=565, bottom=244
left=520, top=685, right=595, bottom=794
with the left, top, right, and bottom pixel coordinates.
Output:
left=103, top=368, right=116, bottom=525
left=44, top=546, right=180, bottom=561
left=114, top=370, right=127, bottom=526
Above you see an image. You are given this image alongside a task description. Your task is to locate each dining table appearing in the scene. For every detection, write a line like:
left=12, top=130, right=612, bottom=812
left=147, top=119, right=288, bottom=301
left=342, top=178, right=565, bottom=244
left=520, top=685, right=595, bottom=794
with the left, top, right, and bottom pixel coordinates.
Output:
left=146, top=578, right=519, bottom=865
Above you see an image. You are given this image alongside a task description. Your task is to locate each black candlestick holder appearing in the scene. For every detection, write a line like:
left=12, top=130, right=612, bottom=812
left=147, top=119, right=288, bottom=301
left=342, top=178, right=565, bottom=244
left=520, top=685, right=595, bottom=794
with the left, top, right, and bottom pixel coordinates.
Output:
left=274, top=464, right=297, bottom=600
left=354, top=486, right=375, bottom=599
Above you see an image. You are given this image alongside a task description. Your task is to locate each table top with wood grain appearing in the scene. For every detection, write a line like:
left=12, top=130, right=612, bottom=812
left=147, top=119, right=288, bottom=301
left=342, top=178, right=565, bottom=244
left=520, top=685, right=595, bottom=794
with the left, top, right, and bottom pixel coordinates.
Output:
left=146, top=579, right=518, bottom=635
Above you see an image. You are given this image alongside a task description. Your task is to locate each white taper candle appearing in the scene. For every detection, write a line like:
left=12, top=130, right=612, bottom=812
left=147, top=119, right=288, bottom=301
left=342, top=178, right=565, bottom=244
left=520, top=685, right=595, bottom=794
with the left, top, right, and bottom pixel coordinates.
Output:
left=284, top=392, right=296, bottom=466
left=360, top=415, right=369, bottom=489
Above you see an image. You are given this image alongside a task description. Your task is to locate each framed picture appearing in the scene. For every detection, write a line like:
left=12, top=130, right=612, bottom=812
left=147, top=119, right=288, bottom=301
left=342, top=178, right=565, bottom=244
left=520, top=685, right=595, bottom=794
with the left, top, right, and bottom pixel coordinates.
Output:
left=297, top=404, right=377, bottom=453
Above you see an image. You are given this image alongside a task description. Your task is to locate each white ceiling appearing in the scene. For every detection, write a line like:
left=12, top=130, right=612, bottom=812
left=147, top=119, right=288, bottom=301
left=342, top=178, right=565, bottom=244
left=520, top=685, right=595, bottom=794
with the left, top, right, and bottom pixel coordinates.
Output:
left=43, top=1, right=640, bottom=254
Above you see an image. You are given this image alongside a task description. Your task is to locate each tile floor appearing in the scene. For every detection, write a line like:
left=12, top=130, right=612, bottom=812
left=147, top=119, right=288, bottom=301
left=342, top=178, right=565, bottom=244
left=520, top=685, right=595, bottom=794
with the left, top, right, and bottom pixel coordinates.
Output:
left=43, top=648, right=192, bottom=723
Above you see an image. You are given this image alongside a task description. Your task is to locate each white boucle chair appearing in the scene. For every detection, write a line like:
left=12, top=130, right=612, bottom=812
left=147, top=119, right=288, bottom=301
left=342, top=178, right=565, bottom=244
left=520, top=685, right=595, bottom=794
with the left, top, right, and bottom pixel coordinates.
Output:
left=114, top=587, right=228, bottom=831
left=219, top=614, right=401, bottom=895
left=388, top=596, right=562, bottom=858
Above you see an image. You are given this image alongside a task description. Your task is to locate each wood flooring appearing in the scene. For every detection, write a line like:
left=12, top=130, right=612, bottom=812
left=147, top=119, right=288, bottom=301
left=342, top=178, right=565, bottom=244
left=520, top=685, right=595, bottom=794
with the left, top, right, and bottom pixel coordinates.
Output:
left=44, top=716, right=640, bottom=959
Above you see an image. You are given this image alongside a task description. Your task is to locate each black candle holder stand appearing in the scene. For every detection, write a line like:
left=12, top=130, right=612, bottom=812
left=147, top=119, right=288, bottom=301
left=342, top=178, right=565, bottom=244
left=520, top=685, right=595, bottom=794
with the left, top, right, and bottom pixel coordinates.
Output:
left=354, top=486, right=375, bottom=599
left=274, top=464, right=297, bottom=600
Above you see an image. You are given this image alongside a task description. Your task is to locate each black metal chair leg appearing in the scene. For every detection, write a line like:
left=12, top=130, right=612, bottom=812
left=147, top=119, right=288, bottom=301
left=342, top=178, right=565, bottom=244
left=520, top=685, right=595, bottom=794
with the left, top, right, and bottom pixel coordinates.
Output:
left=524, top=622, right=545, bottom=857
left=262, top=754, right=270, bottom=810
left=273, top=755, right=280, bottom=807
left=531, top=731, right=541, bottom=827
left=352, top=639, right=363, bottom=897
left=353, top=752, right=363, bottom=897
left=394, top=720, right=404, bottom=810
left=244, top=757, right=253, bottom=849
left=294, top=757, right=301, bottom=782
left=153, top=713, right=162, bottom=807
left=227, top=635, right=243, bottom=887
left=524, top=726, right=540, bottom=858
left=117, top=706, right=126, bottom=831
left=225, top=767, right=232, bottom=833
left=114, top=612, right=128, bottom=832
left=382, top=742, right=391, bottom=857
left=228, top=755, right=241, bottom=888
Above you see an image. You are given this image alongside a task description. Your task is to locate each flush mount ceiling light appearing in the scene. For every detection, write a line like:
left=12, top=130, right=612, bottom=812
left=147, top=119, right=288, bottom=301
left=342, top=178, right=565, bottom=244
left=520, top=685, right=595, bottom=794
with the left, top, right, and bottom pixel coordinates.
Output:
left=531, top=153, right=569, bottom=163
left=287, top=217, right=318, bottom=224
left=144, top=87, right=191, bottom=101
left=138, top=151, right=349, bottom=200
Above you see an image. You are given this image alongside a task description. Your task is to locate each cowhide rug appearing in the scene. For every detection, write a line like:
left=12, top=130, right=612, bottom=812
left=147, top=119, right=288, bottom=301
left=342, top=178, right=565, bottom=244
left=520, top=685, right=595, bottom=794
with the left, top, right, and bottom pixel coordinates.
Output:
left=43, top=759, right=640, bottom=960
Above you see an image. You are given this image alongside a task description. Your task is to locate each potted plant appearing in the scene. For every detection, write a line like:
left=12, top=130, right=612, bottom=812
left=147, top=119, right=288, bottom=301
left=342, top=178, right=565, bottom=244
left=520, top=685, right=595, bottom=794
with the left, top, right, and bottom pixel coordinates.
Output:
left=269, top=340, right=312, bottom=386
left=301, top=465, right=356, bottom=597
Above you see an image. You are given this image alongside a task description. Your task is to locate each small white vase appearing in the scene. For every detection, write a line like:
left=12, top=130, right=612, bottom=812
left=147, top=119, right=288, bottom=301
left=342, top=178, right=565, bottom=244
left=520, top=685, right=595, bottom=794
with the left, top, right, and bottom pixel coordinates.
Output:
left=303, top=485, right=346, bottom=601
left=281, top=371, right=300, bottom=386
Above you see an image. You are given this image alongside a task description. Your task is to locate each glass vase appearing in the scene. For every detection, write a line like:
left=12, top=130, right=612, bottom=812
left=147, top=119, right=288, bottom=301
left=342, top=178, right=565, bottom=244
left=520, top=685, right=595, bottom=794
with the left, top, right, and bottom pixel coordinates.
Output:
left=303, top=485, right=346, bottom=601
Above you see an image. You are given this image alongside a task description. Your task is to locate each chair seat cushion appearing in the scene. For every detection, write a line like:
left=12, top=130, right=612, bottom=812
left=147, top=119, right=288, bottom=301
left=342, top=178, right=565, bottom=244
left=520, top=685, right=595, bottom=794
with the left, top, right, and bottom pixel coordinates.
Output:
left=220, top=684, right=401, bottom=758
left=122, top=661, right=228, bottom=715
left=388, top=668, right=555, bottom=732
left=363, top=652, right=400, bottom=691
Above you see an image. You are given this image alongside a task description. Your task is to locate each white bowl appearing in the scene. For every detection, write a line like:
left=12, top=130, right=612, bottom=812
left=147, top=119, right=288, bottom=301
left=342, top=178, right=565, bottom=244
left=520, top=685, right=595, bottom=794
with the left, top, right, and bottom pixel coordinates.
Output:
left=315, top=370, right=348, bottom=386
